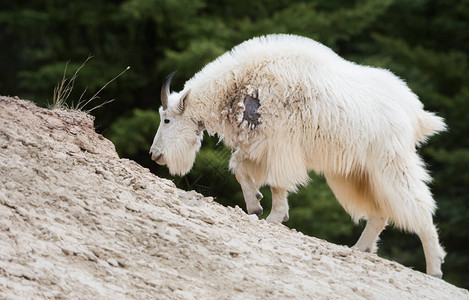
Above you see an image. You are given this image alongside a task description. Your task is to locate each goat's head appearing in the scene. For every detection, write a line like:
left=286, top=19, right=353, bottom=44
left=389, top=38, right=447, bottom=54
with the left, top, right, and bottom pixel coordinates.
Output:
left=150, top=72, right=203, bottom=175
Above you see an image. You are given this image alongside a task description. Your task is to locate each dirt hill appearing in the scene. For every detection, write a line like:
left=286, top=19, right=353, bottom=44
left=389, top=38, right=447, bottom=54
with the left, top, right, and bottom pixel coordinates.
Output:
left=0, top=96, right=467, bottom=299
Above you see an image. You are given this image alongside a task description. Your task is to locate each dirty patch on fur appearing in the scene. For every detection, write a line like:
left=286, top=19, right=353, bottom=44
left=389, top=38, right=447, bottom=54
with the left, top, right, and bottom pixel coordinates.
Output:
left=243, top=95, right=261, bottom=126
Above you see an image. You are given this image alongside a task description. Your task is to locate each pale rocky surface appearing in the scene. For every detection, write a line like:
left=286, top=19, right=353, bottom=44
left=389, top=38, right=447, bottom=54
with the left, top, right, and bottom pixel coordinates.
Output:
left=0, top=96, right=467, bottom=299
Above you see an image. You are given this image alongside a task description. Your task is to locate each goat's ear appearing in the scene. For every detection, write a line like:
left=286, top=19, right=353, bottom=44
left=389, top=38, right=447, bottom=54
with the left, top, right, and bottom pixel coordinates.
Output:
left=177, top=89, right=191, bottom=114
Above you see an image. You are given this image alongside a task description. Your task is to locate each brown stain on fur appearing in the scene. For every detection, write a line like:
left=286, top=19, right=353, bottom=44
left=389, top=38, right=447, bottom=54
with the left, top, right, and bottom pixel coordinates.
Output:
left=326, top=170, right=383, bottom=221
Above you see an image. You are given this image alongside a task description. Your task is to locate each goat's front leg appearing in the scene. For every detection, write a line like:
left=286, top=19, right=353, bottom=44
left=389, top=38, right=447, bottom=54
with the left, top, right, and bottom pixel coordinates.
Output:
left=234, top=168, right=263, bottom=216
left=266, top=187, right=289, bottom=223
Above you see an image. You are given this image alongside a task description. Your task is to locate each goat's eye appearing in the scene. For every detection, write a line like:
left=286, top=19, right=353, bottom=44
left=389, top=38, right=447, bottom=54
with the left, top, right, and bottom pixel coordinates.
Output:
left=164, top=119, right=170, bottom=124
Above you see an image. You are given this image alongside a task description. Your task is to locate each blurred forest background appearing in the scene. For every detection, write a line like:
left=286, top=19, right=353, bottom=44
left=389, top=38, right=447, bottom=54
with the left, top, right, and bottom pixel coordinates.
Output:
left=1, top=0, right=468, bottom=288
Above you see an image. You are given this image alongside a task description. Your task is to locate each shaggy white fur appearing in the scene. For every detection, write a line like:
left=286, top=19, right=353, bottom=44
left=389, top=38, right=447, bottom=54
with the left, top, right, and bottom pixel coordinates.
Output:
left=150, top=34, right=446, bottom=277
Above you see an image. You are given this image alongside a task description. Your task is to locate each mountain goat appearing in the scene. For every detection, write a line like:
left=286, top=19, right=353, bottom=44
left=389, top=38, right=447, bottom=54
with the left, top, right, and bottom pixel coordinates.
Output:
left=150, top=34, right=446, bottom=277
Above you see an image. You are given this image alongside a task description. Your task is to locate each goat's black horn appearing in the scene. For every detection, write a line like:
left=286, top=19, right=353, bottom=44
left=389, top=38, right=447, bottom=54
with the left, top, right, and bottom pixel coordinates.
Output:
left=161, top=71, right=177, bottom=110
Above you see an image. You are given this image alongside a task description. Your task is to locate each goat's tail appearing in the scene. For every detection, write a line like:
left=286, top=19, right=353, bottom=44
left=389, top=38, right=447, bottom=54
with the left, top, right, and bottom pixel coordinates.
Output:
left=416, top=111, right=446, bottom=145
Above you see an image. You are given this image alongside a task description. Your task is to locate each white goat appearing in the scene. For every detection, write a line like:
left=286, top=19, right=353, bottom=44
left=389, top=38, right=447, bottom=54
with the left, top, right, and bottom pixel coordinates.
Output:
left=150, top=34, right=446, bottom=277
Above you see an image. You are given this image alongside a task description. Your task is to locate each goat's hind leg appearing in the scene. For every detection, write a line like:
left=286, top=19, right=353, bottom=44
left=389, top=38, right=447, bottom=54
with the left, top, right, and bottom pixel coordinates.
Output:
left=374, top=154, right=446, bottom=277
left=353, top=215, right=387, bottom=253
left=416, top=221, right=446, bottom=278
left=326, top=173, right=386, bottom=253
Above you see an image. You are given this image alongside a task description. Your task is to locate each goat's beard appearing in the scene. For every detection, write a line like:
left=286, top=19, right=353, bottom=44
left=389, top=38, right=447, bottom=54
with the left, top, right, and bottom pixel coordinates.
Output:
left=165, top=140, right=200, bottom=176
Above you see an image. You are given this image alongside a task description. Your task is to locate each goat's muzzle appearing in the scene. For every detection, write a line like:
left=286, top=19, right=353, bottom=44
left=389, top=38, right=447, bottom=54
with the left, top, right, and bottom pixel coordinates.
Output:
left=150, top=152, right=166, bottom=165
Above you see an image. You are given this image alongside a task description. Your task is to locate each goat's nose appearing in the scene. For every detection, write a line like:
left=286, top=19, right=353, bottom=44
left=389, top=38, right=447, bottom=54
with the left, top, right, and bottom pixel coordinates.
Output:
left=152, top=153, right=162, bottom=161
left=151, top=152, right=166, bottom=165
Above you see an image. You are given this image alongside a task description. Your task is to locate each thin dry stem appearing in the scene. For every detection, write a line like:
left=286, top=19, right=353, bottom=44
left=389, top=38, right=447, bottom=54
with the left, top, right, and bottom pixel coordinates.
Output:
left=52, top=62, right=69, bottom=109
left=77, top=66, right=130, bottom=112
left=86, top=98, right=116, bottom=113
left=51, top=55, right=129, bottom=112
left=52, top=55, right=93, bottom=109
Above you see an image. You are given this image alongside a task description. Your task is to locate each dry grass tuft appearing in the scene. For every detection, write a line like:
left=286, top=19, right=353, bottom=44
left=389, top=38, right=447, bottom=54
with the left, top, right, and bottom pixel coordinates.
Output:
left=52, top=55, right=130, bottom=112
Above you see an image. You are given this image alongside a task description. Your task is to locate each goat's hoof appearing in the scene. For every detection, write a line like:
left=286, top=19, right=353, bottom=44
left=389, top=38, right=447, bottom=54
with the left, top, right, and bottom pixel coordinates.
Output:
left=266, top=212, right=288, bottom=223
left=431, top=274, right=443, bottom=279
left=255, top=193, right=263, bottom=200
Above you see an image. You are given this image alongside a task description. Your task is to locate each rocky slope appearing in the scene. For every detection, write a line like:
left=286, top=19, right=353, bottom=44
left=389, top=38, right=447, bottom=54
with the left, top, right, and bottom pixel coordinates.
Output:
left=0, top=96, right=467, bottom=299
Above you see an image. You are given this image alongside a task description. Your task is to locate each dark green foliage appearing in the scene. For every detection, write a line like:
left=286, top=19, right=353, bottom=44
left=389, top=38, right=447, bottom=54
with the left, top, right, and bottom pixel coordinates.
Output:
left=108, top=109, right=160, bottom=157
left=1, top=0, right=468, bottom=288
